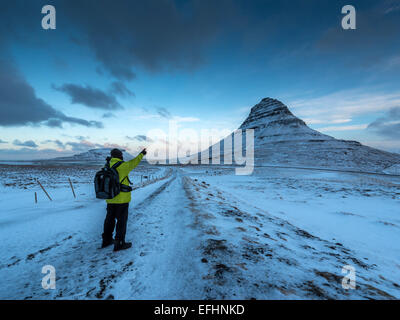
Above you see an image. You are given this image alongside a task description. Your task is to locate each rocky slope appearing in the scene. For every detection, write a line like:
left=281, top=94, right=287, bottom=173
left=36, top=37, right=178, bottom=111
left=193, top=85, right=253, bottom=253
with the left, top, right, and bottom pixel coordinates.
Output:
left=195, top=98, right=400, bottom=173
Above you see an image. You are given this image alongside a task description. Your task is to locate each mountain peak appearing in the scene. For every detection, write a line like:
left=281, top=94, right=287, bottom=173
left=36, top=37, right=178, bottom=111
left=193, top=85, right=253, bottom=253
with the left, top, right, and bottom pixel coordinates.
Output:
left=260, top=97, right=285, bottom=104
left=238, top=97, right=329, bottom=145
left=240, top=97, right=306, bottom=131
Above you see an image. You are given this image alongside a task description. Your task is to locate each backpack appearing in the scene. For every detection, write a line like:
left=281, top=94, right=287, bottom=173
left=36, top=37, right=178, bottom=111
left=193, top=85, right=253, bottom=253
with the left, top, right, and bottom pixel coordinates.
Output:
left=94, top=158, right=133, bottom=199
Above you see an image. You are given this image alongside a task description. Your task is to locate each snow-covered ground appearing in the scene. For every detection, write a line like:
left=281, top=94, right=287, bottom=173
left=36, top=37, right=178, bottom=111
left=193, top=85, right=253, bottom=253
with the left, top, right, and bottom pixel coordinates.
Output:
left=0, top=163, right=399, bottom=299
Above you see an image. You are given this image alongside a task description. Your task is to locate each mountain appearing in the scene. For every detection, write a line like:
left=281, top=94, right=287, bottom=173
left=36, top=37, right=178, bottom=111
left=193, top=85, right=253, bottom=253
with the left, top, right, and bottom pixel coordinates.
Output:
left=194, top=98, right=400, bottom=173
left=52, top=148, right=134, bottom=162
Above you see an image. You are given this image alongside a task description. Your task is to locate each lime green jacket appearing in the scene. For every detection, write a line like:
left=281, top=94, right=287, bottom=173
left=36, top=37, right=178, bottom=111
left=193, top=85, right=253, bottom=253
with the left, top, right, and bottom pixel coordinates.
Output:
left=106, top=153, right=144, bottom=204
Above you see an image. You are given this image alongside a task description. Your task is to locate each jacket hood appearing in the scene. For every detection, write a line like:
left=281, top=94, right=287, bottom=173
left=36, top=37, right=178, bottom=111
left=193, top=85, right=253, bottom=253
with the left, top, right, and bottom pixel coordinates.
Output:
left=109, top=157, right=123, bottom=166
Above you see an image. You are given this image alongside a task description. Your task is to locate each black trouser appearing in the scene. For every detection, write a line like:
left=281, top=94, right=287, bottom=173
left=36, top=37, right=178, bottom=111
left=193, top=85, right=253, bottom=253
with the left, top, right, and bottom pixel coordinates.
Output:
left=102, top=203, right=129, bottom=243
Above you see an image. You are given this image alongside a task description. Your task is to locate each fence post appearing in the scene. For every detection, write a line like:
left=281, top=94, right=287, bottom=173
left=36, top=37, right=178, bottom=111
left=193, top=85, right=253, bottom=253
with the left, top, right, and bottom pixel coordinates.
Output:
left=37, top=179, right=52, bottom=201
left=35, top=192, right=37, bottom=204
left=68, top=178, right=76, bottom=198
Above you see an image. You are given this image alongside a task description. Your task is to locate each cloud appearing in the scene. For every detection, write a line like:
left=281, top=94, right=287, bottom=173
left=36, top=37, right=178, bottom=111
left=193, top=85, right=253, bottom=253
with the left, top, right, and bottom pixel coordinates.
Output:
left=318, top=124, right=368, bottom=132
left=127, top=135, right=154, bottom=143
left=53, top=83, right=123, bottom=110
left=42, top=139, right=66, bottom=149
left=13, top=139, right=38, bottom=148
left=0, top=148, right=75, bottom=161
left=102, top=112, right=116, bottom=118
left=368, top=107, right=400, bottom=138
left=110, top=81, right=135, bottom=98
left=103, top=143, right=128, bottom=150
left=59, top=0, right=234, bottom=80
left=65, top=140, right=103, bottom=152
left=42, top=138, right=130, bottom=154
left=383, top=1, right=400, bottom=14
left=44, top=117, right=103, bottom=129
left=63, top=140, right=127, bottom=153
left=289, top=89, right=400, bottom=123
left=303, top=118, right=352, bottom=125
left=156, top=107, right=172, bottom=119
left=0, top=139, right=7, bottom=143
left=172, top=116, right=200, bottom=123
left=136, top=107, right=201, bottom=123
left=0, top=60, right=103, bottom=128
left=317, top=2, right=400, bottom=57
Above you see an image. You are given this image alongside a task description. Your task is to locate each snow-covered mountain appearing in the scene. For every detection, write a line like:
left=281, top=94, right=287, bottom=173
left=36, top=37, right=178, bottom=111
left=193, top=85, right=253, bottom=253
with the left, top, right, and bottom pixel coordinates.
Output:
left=195, top=98, right=400, bottom=173
left=52, top=148, right=134, bottom=162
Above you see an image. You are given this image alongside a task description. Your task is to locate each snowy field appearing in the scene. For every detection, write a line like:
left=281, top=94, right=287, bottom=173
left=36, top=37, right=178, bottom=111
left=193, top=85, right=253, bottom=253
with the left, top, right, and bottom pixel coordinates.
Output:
left=0, top=163, right=399, bottom=300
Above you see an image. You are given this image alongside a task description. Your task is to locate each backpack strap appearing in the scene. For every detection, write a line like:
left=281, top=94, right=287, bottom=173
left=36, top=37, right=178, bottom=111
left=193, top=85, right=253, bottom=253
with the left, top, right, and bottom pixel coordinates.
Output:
left=120, top=176, right=132, bottom=186
left=111, top=161, right=124, bottom=169
left=110, top=161, right=133, bottom=189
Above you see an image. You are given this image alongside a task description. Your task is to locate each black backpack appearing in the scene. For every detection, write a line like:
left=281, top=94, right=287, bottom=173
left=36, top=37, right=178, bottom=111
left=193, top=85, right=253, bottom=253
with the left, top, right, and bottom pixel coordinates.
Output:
left=94, top=159, right=133, bottom=199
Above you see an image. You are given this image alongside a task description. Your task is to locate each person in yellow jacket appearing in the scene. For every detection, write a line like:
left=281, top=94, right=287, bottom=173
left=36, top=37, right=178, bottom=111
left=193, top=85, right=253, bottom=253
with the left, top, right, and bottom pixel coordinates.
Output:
left=102, top=148, right=146, bottom=251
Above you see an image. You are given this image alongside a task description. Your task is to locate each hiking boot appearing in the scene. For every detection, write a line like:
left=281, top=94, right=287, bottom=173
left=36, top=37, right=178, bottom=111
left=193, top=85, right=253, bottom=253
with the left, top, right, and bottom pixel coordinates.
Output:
left=113, top=241, right=132, bottom=252
left=101, top=238, right=114, bottom=248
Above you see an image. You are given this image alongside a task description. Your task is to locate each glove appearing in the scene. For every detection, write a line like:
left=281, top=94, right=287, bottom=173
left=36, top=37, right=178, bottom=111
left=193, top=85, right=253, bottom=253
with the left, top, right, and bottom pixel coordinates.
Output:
left=141, top=148, right=147, bottom=156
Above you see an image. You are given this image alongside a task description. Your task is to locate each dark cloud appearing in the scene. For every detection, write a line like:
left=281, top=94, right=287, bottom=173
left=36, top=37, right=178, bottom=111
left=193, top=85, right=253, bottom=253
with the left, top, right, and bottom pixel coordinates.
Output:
left=0, top=139, right=8, bottom=143
left=102, top=112, right=116, bottom=119
left=368, top=107, right=400, bottom=138
left=110, top=81, right=135, bottom=98
left=53, top=83, right=123, bottom=110
left=316, top=1, right=400, bottom=66
left=44, top=116, right=103, bottom=129
left=3, top=1, right=400, bottom=82
left=13, top=139, right=38, bottom=148
left=127, top=135, right=154, bottom=143
left=54, top=140, right=66, bottom=149
left=0, top=60, right=103, bottom=128
left=44, top=119, right=64, bottom=128
left=58, top=0, right=235, bottom=80
left=156, top=107, right=172, bottom=119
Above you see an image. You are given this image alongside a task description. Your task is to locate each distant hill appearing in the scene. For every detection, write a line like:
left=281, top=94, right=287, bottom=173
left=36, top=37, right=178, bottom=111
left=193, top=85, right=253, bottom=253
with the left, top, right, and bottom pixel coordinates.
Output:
left=194, top=98, right=400, bottom=173
left=52, top=148, right=134, bottom=162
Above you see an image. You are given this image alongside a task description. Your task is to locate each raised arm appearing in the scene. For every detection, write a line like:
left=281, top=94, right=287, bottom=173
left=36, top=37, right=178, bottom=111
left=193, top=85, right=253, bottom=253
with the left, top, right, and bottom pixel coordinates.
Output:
left=124, top=149, right=146, bottom=172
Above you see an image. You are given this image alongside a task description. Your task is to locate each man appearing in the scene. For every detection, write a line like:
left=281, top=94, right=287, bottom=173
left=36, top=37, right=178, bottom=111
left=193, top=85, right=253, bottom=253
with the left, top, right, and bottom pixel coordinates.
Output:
left=102, top=148, right=146, bottom=251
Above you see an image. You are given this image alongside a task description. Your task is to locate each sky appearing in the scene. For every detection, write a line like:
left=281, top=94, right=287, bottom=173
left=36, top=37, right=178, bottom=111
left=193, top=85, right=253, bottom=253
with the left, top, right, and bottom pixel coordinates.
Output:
left=0, top=0, right=400, bottom=160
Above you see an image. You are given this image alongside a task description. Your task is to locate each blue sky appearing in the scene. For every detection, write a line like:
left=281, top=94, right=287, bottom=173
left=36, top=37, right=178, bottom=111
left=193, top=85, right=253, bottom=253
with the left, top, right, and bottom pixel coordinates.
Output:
left=1, top=0, right=400, bottom=160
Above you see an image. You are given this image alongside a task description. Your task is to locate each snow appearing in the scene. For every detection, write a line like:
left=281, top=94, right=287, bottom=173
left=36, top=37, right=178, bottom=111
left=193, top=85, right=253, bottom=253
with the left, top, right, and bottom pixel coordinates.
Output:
left=0, top=162, right=399, bottom=299
left=384, top=164, right=400, bottom=175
